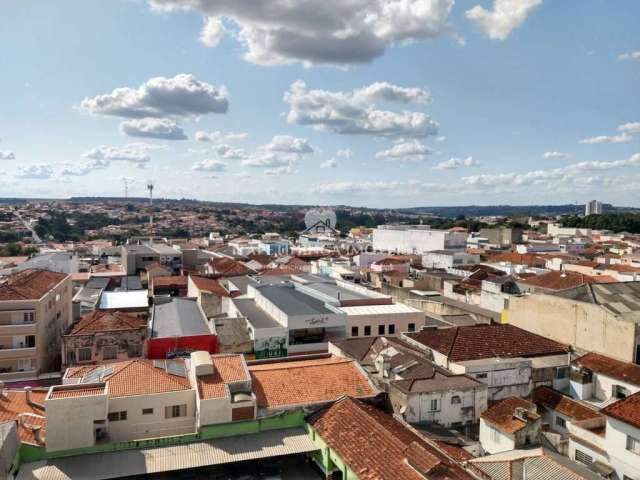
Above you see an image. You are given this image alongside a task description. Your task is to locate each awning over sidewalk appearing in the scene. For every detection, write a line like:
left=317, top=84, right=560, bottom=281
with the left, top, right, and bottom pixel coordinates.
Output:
left=18, top=427, right=318, bottom=480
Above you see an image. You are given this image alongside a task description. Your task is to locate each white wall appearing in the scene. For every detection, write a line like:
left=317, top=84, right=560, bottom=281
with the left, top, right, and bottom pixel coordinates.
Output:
left=373, top=228, right=466, bottom=254
left=479, top=418, right=515, bottom=455
left=605, top=417, right=640, bottom=480
left=403, top=386, right=487, bottom=426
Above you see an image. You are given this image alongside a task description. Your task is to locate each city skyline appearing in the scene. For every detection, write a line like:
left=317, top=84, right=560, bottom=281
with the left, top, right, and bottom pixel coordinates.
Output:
left=1, top=1, right=639, bottom=207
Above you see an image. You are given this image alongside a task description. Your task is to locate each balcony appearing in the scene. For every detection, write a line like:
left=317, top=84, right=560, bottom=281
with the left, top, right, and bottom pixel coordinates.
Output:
left=568, top=418, right=606, bottom=453
left=0, top=323, right=37, bottom=336
left=0, top=346, right=37, bottom=360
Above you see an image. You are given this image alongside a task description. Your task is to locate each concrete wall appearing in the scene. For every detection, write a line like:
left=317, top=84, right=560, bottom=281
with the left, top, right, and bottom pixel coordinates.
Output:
left=452, top=359, right=533, bottom=401
left=373, top=228, right=466, bottom=254
left=107, top=389, right=197, bottom=442
left=605, top=417, right=640, bottom=480
left=509, top=293, right=638, bottom=363
left=62, top=328, right=146, bottom=367
left=344, top=311, right=425, bottom=338
left=479, top=418, right=516, bottom=454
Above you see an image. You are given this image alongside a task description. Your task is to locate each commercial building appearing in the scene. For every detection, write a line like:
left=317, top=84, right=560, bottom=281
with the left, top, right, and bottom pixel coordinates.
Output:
left=509, top=282, right=640, bottom=363
left=0, top=269, right=72, bottom=380
left=62, top=310, right=147, bottom=367
left=148, top=297, right=217, bottom=359
left=121, top=244, right=182, bottom=275
left=372, top=225, right=467, bottom=254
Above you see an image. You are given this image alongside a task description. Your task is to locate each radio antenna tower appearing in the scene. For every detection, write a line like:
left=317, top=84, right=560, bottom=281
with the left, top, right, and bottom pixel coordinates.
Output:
left=147, top=181, right=154, bottom=233
left=122, top=178, right=129, bottom=202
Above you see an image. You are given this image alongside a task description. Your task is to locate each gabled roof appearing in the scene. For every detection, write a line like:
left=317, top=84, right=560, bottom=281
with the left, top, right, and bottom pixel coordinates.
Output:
left=481, top=397, right=539, bottom=434
left=190, top=275, right=233, bottom=297
left=0, top=269, right=68, bottom=301
left=519, top=271, right=601, bottom=291
left=600, top=391, right=640, bottom=429
left=531, top=386, right=600, bottom=421
left=0, top=389, right=47, bottom=445
left=65, top=360, right=191, bottom=398
left=308, top=397, right=473, bottom=480
left=152, top=275, right=188, bottom=288
left=197, top=354, right=250, bottom=400
left=488, top=252, right=546, bottom=267
left=66, top=310, right=147, bottom=336
left=249, top=356, right=377, bottom=408
left=574, top=352, right=640, bottom=387
left=208, top=257, right=253, bottom=276
left=404, top=324, right=569, bottom=362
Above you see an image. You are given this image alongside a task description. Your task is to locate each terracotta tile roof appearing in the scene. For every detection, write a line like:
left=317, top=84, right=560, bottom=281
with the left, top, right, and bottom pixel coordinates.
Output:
left=308, top=397, right=473, bottom=480
left=0, top=390, right=47, bottom=445
left=574, top=352, right=640, bottom=387
left=488, top=252, right=546, bottom=267
left=152, top=275, right=188, bottom=287
left=197, top=354, right=250, bottom=400
left=209, top=257, right=253, bottom=276
left=404, top=324, right=569, bottom=362
left=0, top=269, right=68, bottom=301
left=606, top=264, right=640, bottom=273
left=190, top=275, right=232, bottom=296
left=261, top=265, right=308, bottom=276
left=600, top=391, right=640, bottom=429
left=374, top=257, right=409, bottom=265
left=66, top=310, right=147, bottom=336
left=519, top=271, right=600, bottom=291
left=65, top=360, right=191, bottom=398
left=481, top=397, right=539, bottom=434
left=531, top=386, right=600, bottom=421
left=90, top=264, right=125, bottom=275
left=48, top=386, right=106, bottom=399
left=249, top=356, right=377, bottom=408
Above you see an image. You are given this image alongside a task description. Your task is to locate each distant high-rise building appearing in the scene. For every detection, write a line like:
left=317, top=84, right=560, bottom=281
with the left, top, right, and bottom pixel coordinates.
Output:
left=585, top=200, right=603, bottom=216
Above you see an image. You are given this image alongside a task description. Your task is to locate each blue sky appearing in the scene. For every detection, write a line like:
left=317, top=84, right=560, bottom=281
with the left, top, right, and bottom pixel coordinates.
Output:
left=1, top=0, right=639, bottom=207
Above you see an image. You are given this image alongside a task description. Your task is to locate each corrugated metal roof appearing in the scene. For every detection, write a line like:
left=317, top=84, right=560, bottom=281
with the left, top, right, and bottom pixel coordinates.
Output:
left=338, top=303, right=423, bottom=315
left=17, top=428, right=317, bottom=480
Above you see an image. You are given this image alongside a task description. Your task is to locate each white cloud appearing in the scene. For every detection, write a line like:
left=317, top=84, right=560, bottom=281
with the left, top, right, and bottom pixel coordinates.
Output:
left=465, top=0, right=542, bottom=40
left=376, top=139, right=429, bottom=161
left=211, top=144, right=246, bottom=160
left=618, top=122, right=640, bottom=134
left=321, top=158, right=338, bottom=168
left=191, top=158, right=227, bottom=172
left=83, top=143, right=164, bottom=164
left=618, top=51, right=640, bottom=61
left=194, top=130, right=248, bottom=142
left=264, top=165, right=295, bottom=176
left=149, top=0, right=455, bottom=67
left=542, top=151, right=573, bottom=160
left=199, top=17, right=225, bottom=47
left=120, top=118, right=187, bottom=140
left=60, top=158, right=110, bottom=176
left=241, top=152, right=292, bottom=168
left=312, top=179, right=453, bottom=196
left=579, top=132, right=633, bottom=144
left=433, top=156, right=479, bottom=170
left=80, top=74, right=228, bottom=118
left=15, top=164, right=54, bottom=179
left=264, top=135, right=313, bottom=154
left=285, top=80, right=438, bottom=138
left=0, top=151, right=15, bottom=160
left=336, top=148, right=353, bottom=159
left=241, top=135, right=314, bottom=168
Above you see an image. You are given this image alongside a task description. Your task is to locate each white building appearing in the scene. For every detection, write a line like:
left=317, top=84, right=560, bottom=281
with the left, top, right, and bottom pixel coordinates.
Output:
left=479, top=397, right=541, bottom=455
left=422, top=250, right=480, bottom=270
left=570, top=352, right=640, bottom=405
left=585, top=200, right=603, bottom=216
left=372, top=225, right=467, bottom=254
left=599, top=393, right=640, bottom=480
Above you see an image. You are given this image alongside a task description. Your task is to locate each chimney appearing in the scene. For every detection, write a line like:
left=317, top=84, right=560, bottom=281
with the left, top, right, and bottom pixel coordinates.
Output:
left=24, top=387, right=44, bottom=410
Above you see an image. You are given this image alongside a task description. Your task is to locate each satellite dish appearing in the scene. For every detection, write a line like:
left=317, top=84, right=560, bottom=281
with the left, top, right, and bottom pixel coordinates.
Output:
left=304, top=208, right=338, bottom=233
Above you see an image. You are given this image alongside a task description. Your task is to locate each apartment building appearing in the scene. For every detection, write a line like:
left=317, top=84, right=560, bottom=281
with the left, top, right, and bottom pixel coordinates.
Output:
left=121, top=244, right=182, bottom=275
left=372, top=225, right=467, bottom=254
left=0, top=269, right=72, bottom=380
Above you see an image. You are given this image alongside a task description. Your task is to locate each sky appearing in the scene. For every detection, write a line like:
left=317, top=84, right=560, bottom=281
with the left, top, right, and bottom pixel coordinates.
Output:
left=0, top=0, right=639, bottom=208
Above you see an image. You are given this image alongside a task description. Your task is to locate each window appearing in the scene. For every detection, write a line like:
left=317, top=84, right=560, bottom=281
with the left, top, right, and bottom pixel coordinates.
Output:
left=451, top=396, right=461, bottom=405
left=142, top=408, right=154, bottom=415
left=555, top=366, right=569, bottom=379
left=165, top=404, right=187, bottom=419
left=429, top=399, right=439, bottom=411
left=378, top=325, right=385, bottom=335
left=408, top=323, right=416, bottom=332
left=613, top=384, right=629, bottom=399
left=25, top=336, right=35, bottom=348
left=103, top=346, right=117, bottom=360
left=574, top=449, right=593, bottom=466
left=78, top=348, right=92, bottom=362
left=388, top=324, right=395, bottom=335
left=351, top=326, right=358, bottom=337
left=108, top=411, right=127, bottom=422
left=555, top=416, right=567, bottom=429
left=491, top=427, right=500, bottom=444
left=627, top=435, right=640, bottom=455
left=128, top=344, right=142, bottom=358
left=364, top=326, right=371, bottom=336
left=66, top=350, right=76, bottom=365
left=23, top=312, right=34, bottom=323
left=476, top=373, right=488, bottom=379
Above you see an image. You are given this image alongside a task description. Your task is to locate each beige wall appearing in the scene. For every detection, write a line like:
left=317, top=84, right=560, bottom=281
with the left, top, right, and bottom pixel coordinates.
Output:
left=509, top=293, right=637, bottom=363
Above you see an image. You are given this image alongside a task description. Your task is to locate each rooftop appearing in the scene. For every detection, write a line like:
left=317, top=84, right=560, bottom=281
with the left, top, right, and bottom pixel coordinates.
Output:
left=338, top=303, right=422, bottom=316
left=152, top=275, right=188, bottom=288
left=66, top=310, right=147, bottom=336
left=190, top=275, right=232, bottom=296
left=232, top=298, right=282, bottom=329
left=308, top=397, right=472, bottom=480
left=481, top=396, right=540, bottom=434
left=404, top=324, right=568, bottom=362
left=99, top=290, right=149, bottom=310
left=574, top=352, right=640, bottom=387
left=65, top=360, right=191, bottom=398
left=600, top=391, right=640, bottom=429
left=0, top=389, right=47, bottom=445
left=0, top=269, right=68, bottom=301
left=519, top=271, right=602, bottom=291
left=249, top=355, right=376, bottom=408
left=257, top=284, right=336, bottom=316
left=197, top=354, right=250, bottom=400
left=151, top=297, right=209, bottom=338
left=531, top=386, right=601, bottom=421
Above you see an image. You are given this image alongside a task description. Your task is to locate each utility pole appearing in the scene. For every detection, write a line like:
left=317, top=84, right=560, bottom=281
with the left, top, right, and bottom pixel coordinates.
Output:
left=147, top=181, right=154, bottom=234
